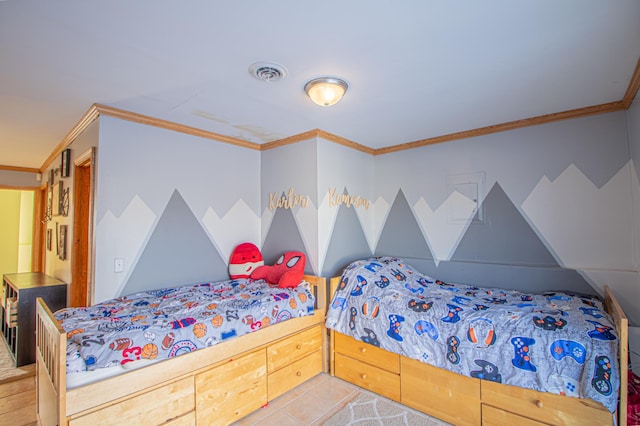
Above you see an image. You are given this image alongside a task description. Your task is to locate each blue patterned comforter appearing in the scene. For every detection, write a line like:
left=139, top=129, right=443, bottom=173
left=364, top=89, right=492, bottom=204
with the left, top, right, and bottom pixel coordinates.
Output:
left=56, top=278, right=315, bottom=373
left=325, top=257, right=619, bottom=412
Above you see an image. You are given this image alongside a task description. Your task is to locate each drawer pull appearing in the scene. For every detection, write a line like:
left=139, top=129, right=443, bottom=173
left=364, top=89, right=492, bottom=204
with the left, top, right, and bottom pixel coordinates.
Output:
left=360, top=373, right=367, bottom=380
left=296, top=371, right=302, bottom=376
left=535, top=400, right=543, bottom=408
left=360, top=347, right=367, bottom=353
left=296, top=344, right=302, bottom=350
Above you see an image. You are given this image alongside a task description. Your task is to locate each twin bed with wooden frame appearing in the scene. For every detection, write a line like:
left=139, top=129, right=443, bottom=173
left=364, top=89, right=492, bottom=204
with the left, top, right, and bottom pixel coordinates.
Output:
left=35, top=275, right=327, bottom=426
left=35, top=264, right=630, bottom=426
left=327, top=260, right=629, bottom=426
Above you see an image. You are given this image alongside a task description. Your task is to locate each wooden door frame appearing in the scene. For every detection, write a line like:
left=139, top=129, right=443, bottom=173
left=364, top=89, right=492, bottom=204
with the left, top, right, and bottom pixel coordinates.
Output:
left=33, top=183, right=47, bottom=272
left=71, top=148, right=96, bottom=307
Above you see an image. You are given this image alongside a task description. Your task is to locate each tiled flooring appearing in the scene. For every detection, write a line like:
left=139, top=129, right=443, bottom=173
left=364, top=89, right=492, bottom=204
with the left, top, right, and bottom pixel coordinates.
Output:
left=233, top=373, right=360, bottom=425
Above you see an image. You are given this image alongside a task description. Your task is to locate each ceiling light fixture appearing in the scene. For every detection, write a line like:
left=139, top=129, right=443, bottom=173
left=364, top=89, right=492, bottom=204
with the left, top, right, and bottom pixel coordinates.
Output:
left=304, top=77, right=348, bottom=107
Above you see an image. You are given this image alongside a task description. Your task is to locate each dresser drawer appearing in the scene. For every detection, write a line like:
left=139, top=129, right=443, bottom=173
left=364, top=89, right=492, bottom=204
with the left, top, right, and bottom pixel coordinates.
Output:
left=164, top=411, right=195, bottom=425
left=195, top=348, right=267, bottom=425
left=481, top=380, right=612, bottom=426
left=335, top=352, right=400, bottom=401
left=401, top=356, right=480, bottom=426
left=267, top=325, right=322, bottom=371
left=268, top=347, right=323, bottom=400
left=482, top=404, right=547, bottom=426
left=334, top=332, right=400, bottom=374
left=69, top=377, right=194, bottom=425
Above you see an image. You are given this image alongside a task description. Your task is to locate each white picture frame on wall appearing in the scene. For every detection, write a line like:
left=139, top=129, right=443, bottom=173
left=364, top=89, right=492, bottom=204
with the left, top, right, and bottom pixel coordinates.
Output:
left=52, top=181, right=62, bottom=216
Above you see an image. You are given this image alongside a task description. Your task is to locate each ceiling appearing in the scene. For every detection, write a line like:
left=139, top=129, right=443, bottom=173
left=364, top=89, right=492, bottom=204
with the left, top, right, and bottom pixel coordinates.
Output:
left=1, top=1, right=640, bottom=170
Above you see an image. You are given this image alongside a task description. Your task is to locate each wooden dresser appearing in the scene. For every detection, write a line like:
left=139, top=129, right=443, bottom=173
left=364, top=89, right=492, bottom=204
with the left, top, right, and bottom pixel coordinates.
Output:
left=1, top=272, right=67, bottom=366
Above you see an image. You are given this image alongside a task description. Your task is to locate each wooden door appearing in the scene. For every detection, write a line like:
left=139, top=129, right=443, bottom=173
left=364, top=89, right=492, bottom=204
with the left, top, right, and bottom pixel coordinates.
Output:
left=70, top=149, right=94, bottom=307
left=32, top=184, right=47, bottom=272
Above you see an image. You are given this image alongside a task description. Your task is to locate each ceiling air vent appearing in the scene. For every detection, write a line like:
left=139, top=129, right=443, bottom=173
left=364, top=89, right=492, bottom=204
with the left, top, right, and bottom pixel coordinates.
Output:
left=249, top=61, right=288, bottom=83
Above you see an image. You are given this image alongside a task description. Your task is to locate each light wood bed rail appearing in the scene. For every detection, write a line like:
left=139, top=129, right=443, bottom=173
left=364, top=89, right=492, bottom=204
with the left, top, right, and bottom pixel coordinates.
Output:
left=329, top=277, right=630, bottom=426
left=605, top=285, right=629, bottom=426
left=36, top=295, right=66, bottom=426
left=36, top=275, right=327, bottom=425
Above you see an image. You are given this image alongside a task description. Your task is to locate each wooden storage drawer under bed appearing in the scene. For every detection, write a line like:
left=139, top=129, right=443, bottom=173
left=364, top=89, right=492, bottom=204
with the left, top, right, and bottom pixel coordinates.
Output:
left=267, top=324, right=323, bottom=371
left=333, top=331, right=401, bottom=401
left=334, top=351, right=401, bottom=401
left=196, top=348, right=267, bottom=425
left=481, top=379, right=612, bottom=426
left=268, top=347, right=323, bottom=399
left=334, top=331, right=400, bottom=373
left=267, top=324, right=323, bottom=400
left=481, top=404, right=548, bottom=426
left=69, top=376, right=194, bottom=425
left=402, top=356, right=480, bottom=426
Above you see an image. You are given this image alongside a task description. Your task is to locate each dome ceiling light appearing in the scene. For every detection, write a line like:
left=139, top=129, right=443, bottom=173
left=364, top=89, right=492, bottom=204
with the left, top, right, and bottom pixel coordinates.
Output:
left=304, top=77, right=348, bottom=107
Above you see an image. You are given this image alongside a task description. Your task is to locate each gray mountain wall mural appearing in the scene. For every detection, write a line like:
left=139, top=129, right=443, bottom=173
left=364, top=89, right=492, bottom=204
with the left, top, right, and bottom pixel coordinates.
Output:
left=260, top=203, right=309, bottom=273
left=436, top=182, right=593, bottom=294
left=122, top=189, right=227, bottom=295
left=373, top=185, right=595, bottom=295
left=452, top=183, right=557, bottom=265
left=322, top=190, right=373, bottom=277
left=375, top=189, right=435, bottom=261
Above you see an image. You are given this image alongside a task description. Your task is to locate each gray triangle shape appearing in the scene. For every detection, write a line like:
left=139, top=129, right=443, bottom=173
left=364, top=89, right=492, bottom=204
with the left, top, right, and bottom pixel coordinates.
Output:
left=375, top=189, right=435, bottom=265
left=122, top=190, right=227, bottom=295
left=438, top=182, right=595, bottom=294
left=322, top=189, right=373, bottom=277
left=452, top=182, right=558, bottom=265
left=261, top=203, right=308, bottom=272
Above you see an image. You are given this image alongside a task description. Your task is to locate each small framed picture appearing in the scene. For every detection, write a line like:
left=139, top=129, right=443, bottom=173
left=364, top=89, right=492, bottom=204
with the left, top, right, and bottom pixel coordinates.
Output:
left=58, top=224, right=68, bottom=260
left=55, top=222, right=59, bottom=256
left=47, top=185, right=53, bottom=217
left=61, top=148, right=71, bottom=178
left=52, top=181, right=63, bottom=216
left=46, top=229, right=52, bottom=251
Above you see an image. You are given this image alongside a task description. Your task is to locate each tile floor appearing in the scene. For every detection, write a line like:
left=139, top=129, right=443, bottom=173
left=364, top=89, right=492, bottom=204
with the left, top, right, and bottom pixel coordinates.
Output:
left=232, top=373, right=360, bottom=425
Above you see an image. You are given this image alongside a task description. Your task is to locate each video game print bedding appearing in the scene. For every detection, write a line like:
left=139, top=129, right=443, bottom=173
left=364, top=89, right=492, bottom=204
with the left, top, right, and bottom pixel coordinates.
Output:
left=325, top=257, right=620, bottom=412
left=56, top=278, right=315, bottom=374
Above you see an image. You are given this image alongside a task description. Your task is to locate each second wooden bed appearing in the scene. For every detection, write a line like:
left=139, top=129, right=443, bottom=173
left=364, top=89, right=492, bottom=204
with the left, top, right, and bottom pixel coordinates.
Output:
left=328, top=276, right=629, bottom=426
left=36, top=275, right=327, bottom=426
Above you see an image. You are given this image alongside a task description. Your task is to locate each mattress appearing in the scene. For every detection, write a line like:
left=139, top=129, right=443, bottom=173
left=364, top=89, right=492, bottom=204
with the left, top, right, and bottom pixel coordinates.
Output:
left=325, top=257, right=620, bottom=412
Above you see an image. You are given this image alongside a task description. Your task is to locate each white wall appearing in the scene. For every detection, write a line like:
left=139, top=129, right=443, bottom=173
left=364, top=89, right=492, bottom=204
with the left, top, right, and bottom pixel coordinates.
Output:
left=93, top=117, right=261, bottom=302
left=259, top=138, right=318, bottom=270
left=626, top=94, right=640, bottom=370
left=371, top=111, right=640, bottom=325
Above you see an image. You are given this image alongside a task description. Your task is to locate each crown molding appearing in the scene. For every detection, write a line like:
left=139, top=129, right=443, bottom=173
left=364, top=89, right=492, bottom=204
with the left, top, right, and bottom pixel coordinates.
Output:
left=261, top=129, right=320, bottom=150
left=315, top=129, right=375, bottom=155
left=375, top=101, right=627, bottom=156
left=262, top=129, right=375, bottom=155
left=0, top=164, right=40, bottom=173
left=94, top=104, right=262, bottom=151
left=39, top=105, right=100, bottom=172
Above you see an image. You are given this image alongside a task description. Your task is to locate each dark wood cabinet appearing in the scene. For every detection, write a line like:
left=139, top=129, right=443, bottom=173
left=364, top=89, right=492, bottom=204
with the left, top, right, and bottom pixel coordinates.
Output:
left=1, top=273, right=67, bottom=366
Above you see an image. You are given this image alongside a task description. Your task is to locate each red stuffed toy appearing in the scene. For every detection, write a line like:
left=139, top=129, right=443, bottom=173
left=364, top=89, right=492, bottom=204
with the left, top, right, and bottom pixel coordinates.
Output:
left=251, top=251, right=306, bottom=288
left=228, top=242, right=264, bottom=279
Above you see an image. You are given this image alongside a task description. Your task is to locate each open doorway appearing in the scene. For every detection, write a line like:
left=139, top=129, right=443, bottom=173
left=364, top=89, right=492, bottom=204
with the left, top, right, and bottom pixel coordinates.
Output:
left=0, top=188, right=35, bottom=279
